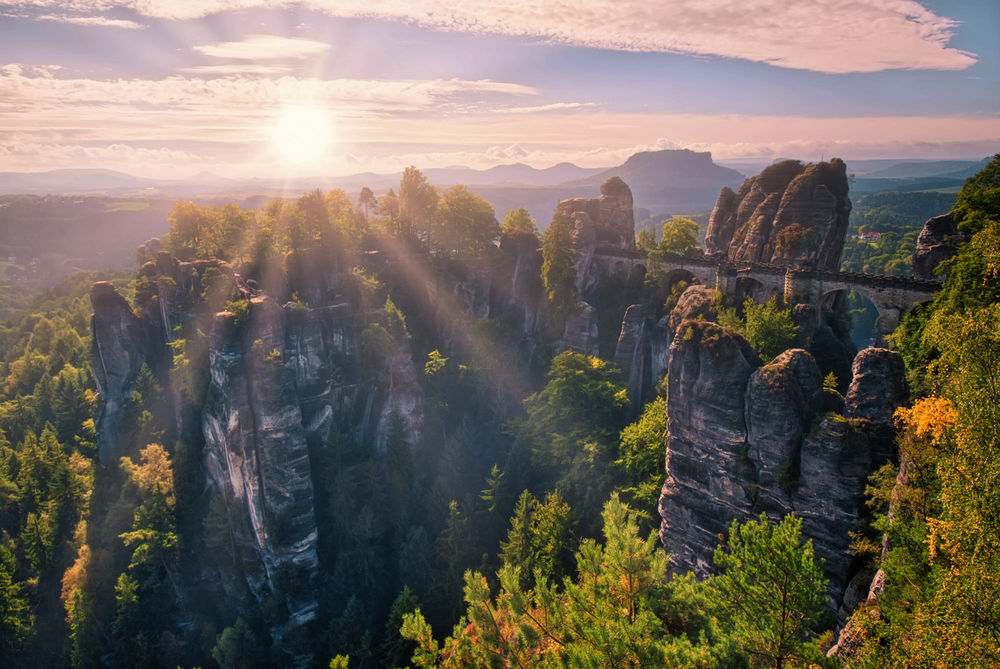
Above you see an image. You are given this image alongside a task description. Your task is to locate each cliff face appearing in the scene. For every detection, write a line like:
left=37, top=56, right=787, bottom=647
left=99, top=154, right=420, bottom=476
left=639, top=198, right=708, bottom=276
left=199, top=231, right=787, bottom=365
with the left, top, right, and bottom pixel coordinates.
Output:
left=658, top=320, right=905, bottom=602
left=90, top=246, right=423, bottom=648
left=912, top=212, right=969, bottom=280
left=705, top=159, right=851, bottom=271
left=557, top=177, right=636, bottom=300
left=89, top=281, right=149, bottom=464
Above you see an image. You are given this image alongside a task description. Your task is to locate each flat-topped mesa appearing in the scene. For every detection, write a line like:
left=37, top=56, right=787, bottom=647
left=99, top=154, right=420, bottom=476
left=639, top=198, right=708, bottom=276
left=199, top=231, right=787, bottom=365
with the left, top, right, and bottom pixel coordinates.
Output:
left=557, top=176, right=635, bottom=252
left=706, top=159, right=851, bottom=271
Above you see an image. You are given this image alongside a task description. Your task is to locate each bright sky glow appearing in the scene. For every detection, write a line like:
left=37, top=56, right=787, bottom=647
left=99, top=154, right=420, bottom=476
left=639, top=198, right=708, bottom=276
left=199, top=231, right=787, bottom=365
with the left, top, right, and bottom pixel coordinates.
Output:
left=0, top=0, right=996, bottom=178
left=271, top=105, right=333, bottom=164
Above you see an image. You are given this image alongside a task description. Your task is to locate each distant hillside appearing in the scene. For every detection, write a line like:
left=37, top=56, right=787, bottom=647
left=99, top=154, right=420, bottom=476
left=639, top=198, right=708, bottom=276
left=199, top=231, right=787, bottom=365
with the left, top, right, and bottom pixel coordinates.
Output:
left=0, top=168, right=164, bottom=194
left=859, top=158, right=989, bottom=180
left=566, top=149, right=744, bottom=213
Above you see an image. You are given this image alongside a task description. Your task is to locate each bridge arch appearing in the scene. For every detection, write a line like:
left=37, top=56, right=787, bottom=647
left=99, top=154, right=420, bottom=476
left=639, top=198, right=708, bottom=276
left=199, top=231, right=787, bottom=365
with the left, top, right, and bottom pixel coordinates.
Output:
left=818, top=288, right=881, bottom=349
left=734, top=276, right=770, bottom=303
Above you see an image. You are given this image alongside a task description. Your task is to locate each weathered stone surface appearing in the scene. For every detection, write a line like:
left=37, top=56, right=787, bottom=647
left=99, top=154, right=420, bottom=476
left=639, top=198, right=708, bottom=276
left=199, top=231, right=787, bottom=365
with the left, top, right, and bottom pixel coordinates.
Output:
left=202, top=297, right=320, bottom=636
left=844, top=348, right=907, bottom=425
left=496, top=231, right=543, bottom=335
left=746, top=349, right=823, bottom=515
left=90, top=281, right=148, bottom=464
left=793, top=413, right=872, bottom=597
left=659, top=333, right=906, bottom=608
left=614, top=304, right=650, bottom=418
left=706, top=159, right=851, bottom=271
left=659, top=320, right=761, bottom=575
left=562, top=302, right=601, bottom=357
left=668, top=285, right=717, bottom=334
left=556, top=177, right=636, bottom=297
left=91, top=246, right=425, bottom=653
left=912, top=212, right=969, bottom=280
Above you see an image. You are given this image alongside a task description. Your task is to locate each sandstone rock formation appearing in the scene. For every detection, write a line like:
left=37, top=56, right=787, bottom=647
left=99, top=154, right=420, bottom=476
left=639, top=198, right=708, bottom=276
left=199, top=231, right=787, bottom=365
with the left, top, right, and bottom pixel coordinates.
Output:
left=705, top=159, right=851, bottom=271
left=659, top=320, right=761, bottom=575
left=90, top=245, right=424, bottom=650
left=613, top=304, right=650, bottom=418
left=562, top=303, right=600, bottom=357
left=658, top=319, right=906, bottom=604
left=90, top=281, right=149, bottom=464
left=556, top=177, right=636, bottom=299
left=912, top=212, right=969, bottom=280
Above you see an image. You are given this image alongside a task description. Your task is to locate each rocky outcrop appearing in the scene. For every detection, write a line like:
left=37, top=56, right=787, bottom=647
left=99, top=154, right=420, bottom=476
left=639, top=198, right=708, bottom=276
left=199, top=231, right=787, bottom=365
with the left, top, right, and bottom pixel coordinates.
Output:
left=668, top=285, right=717, bottom=333
left=658, top=326, right=905, bottom=605
left=90, top=281, right=149, bottom=464
left=659, top=320, right=761, bottom=574
left=202, top=297, right=320, bottom=636
left=844, top=348, right=908, bottom=425
left=706, top=159, right=851, bottom=271
left=558, top=176, right=635, bottom=252
left=562, top=303, right=600, bottom=357
left=90, top=247, right=424, bottom=651
left=557, top=177, right=636, bottom=298
left=746, top=349, right=824, bottom=515
left=614, top=304, right=650, bottom=418
left=912, top=212, right=969, bottom=280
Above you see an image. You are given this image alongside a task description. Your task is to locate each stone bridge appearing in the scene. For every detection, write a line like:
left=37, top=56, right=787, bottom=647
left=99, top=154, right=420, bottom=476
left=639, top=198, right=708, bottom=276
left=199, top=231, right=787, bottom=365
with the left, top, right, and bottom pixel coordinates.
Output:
left=590, top=247, right=941, bottom=338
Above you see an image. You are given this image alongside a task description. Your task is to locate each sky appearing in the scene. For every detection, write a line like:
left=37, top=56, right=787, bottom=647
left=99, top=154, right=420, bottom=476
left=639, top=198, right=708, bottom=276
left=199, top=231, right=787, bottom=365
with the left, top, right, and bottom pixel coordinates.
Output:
left=0, top=0, right=998, bottom=179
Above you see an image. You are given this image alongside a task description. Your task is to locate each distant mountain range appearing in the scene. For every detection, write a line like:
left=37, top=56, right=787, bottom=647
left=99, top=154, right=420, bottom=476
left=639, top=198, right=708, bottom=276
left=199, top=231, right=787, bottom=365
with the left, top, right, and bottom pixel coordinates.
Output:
left=0, top=153, right=990, bottom=225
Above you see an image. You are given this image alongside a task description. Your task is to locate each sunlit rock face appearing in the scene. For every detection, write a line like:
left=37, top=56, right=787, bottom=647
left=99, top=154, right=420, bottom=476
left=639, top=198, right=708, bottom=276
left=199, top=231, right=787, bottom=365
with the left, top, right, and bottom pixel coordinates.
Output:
left=557, top=176, right=636, bottom=298
left=912, top=212, right=969, bottom=280
left=706, top=159, right=851, bottom=271
left=90, top=244, right=423, bottom=650
left=658, top=319, right=906, bottom=604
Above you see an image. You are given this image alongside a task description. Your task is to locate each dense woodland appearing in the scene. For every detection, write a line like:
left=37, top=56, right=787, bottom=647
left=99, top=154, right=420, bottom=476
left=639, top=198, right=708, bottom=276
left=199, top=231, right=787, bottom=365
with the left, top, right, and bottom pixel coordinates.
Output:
left=0, top=157, right=996, bottom=667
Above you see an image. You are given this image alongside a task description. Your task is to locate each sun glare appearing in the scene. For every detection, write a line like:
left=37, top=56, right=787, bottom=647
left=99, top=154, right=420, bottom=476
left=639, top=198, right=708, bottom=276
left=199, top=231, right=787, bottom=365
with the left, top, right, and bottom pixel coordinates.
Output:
left=271, top=105, right=333, bottom=164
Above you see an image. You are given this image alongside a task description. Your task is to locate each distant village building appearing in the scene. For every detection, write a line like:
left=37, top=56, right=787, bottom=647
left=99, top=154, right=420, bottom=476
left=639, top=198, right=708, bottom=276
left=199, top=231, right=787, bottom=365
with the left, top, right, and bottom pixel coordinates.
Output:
left=857, top=231, right=881, bottom=242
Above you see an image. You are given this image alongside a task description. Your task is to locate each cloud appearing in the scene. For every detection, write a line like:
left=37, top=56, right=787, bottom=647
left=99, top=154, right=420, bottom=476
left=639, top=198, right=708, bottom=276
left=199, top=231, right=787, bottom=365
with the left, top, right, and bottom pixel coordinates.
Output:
left=499, top=102, right=594, bottom=114
left=193, top=34, right=330, bottom=60
left=6, top=0, right=977, bottom=72
left=34, top=13, right=145, bottom=28
left=179, top=64, right=293, bottom=75
left=0, top=66, right=536, bottom=116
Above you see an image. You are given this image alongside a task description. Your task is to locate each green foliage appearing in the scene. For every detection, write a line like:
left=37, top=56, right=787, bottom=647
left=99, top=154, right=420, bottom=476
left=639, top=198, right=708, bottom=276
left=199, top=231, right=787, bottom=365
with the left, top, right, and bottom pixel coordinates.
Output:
left=212, top=617, right=264, bottom=669
left=650, top=216, right=700, bottom=259
left=540, top=213, right=577, bottom=324
left=380, top=586, right=420, bottom=668
left=719, top=296, right=798, bottom=361
left=401, top=496, right=739, bottom=668
left=850, top=157, right=1000, bottom=665
left=424, top=349, right=448, bottom=377
left=0, top=544, right=32, bottom=654
left=839, top=190, right=955, bottom=276
left=432, top=185, right=499, bottom=258
left=500, top=207, right=539, bottom=240
left=953, top=152, right=1000, bottom=234
left=399, top=166, right=438, bottom=243
left=498, top=489, right=573, bottom=590
left=711, top=513, right=827, bottom=668
left=615, top=396, right=668, bottom=528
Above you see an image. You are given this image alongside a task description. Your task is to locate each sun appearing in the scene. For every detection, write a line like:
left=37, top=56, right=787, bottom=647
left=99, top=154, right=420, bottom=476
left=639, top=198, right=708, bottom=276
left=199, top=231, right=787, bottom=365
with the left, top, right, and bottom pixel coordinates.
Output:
left=271, top=105, right=333, bottom=164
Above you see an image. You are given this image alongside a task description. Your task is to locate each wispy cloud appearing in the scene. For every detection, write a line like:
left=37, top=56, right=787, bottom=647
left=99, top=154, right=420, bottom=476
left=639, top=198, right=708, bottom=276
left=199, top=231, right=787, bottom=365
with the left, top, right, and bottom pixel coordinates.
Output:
left=499, top=102, right=594, bottom=114
left=193, top=34, right=330, bottom=60
left=179, top=64, right=293, bottom=75
left=35, top=13, right=146, bottom=29
left=6, top=0, right=978, bottom=73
